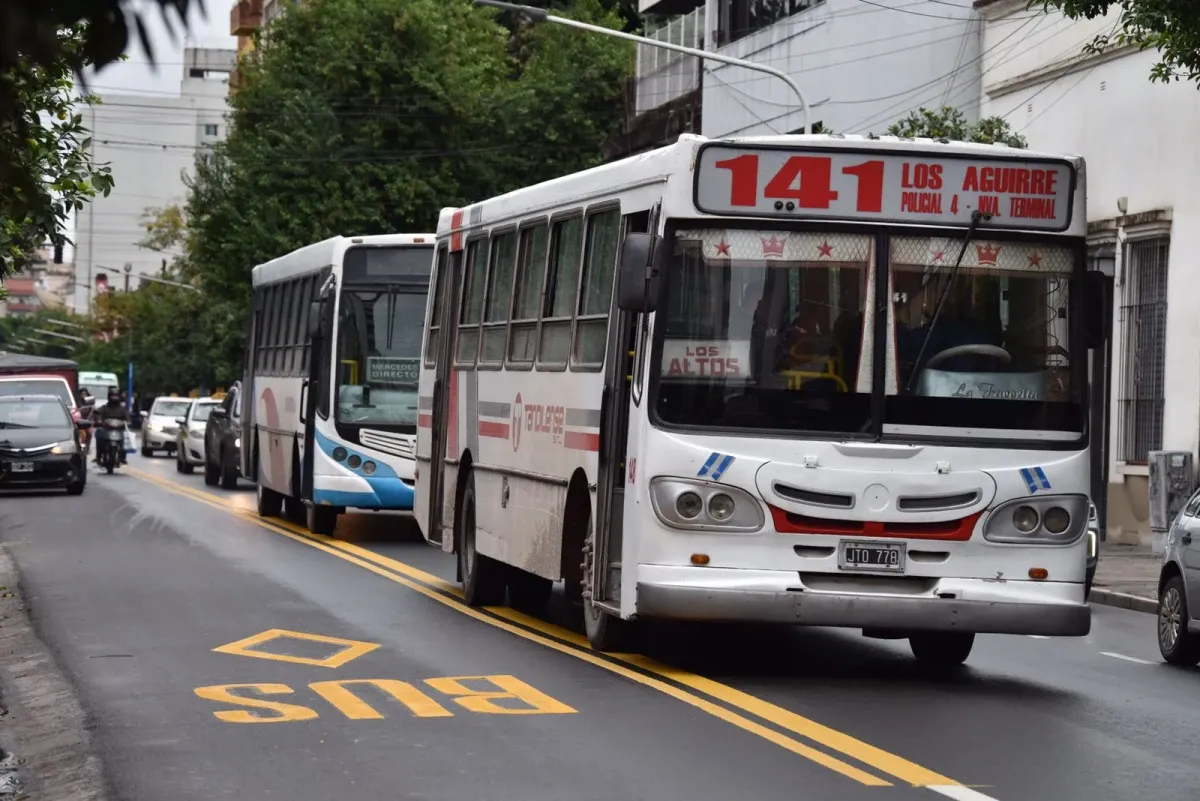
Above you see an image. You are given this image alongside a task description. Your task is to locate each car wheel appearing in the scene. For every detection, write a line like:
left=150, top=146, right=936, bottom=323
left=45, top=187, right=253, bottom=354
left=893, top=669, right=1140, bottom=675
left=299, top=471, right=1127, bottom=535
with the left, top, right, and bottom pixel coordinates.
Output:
left=909, top=632, right=974, bottom=666
left=219, top=449, right=239, bottom=490
left=141, top=445, right=153, bottom=458
left=1157, top=575, right=1200, bottom=665
left=175, top=449, right=185, bottom=473
left=203, top=456, right=219, bottom=486
left=66, top=478, right=85, bottom=496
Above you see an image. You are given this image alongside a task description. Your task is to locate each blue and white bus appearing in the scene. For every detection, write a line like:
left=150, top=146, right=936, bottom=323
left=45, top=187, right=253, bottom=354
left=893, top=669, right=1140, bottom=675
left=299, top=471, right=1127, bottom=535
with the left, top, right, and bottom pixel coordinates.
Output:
left=242, top=233, right=434, bottom=534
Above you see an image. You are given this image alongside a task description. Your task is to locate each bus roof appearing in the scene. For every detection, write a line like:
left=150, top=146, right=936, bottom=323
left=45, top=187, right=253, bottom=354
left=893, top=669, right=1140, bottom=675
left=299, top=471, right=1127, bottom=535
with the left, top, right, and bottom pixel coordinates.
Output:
left=438, top=132, right=1086, bottom=238
left=252, top=233, right=435, bottom=287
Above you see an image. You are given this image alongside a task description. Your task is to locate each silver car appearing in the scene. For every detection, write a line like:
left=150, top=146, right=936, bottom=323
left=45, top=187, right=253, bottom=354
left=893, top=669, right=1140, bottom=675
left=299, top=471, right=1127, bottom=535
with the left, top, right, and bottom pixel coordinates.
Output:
left=1157, top=487, right=1200, bottom=664
left=141, top=397, right=192, bottom=456
left=175, top=398, right=220, bottom=474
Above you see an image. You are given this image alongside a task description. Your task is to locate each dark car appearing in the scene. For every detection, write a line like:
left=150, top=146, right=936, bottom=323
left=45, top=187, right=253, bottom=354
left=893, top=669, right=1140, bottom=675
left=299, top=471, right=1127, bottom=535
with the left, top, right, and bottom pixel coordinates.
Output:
left=0, top=394, right=89, bottom=495
left=204, top=381, right=242, bottom=490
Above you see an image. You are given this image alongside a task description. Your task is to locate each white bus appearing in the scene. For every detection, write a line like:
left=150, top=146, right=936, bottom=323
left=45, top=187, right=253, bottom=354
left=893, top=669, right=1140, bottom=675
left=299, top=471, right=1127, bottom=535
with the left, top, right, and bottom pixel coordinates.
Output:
left=243, top=233, right=434, bottom=535
left=415, top=134, right=1110, bottom=665
left=78, top=371, right=120, bottom=403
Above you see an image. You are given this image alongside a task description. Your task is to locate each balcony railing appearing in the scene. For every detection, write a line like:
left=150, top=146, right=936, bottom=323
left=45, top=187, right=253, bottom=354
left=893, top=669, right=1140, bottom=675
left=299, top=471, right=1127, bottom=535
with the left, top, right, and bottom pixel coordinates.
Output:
left=230, top=0, right=264, bottom=36
left=634, top=7, right=704, bottom=116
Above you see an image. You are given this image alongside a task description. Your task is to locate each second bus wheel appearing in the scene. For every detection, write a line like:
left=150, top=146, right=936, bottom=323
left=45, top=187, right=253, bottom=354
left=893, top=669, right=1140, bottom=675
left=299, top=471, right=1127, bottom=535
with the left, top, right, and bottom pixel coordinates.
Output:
left=256, top=483, right=283, bottom=517
left=581, top=515, right=631, bottom=652
left=307, top=503, right=338, bottom=536
left=457, top=476, right=506, bottom=607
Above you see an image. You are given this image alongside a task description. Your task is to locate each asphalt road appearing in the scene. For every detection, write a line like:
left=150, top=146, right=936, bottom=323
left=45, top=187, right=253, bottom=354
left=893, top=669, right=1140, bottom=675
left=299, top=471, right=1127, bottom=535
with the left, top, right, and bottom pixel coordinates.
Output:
left=1, top=451, right=1198, bottom=801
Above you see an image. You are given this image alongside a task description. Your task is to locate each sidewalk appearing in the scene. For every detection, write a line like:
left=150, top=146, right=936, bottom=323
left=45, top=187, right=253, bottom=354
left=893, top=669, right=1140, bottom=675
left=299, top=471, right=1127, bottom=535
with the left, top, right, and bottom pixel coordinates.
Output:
left=1090, top=541, right=1160, bottom=613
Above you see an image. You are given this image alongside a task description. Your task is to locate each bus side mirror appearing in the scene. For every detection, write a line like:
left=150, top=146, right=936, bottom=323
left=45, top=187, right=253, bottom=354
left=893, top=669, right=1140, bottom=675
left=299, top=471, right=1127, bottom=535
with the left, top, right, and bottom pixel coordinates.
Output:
left=616, top=233, right=665, bottom=313
left=308, top=299, right=323, bottom=337
left=1083, top=271, right=1112, bottom=349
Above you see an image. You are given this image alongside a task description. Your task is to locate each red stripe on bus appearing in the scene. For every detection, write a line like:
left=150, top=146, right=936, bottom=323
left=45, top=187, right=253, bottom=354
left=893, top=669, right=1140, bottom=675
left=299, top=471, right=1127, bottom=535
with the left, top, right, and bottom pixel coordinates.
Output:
left=450, top=208, right=465, bottom=252
left=769, top=507, right=982, bottom=541
left=448, top=369, right=459, bottom=455
left=564, top=431, right=600, bottom=451
left=478, top=421, right=510, bottom=439
left=417, top=413, right=432, bottom=428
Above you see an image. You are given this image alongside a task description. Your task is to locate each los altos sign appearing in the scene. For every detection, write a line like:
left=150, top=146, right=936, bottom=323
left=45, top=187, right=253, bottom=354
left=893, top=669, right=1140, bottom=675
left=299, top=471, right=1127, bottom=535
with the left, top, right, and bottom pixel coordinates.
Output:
left=693, top=144, right=1076, bottom=232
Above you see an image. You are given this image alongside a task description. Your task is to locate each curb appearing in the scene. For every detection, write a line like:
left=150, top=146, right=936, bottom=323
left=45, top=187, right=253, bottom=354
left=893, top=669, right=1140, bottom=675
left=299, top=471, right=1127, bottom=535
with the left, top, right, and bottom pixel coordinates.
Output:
left=1089, top=587, right=1158, bottom=614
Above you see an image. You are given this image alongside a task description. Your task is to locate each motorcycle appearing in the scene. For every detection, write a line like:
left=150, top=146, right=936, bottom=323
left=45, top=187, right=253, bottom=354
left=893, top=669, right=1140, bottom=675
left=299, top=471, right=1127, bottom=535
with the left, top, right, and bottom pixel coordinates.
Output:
left=95, top=418, right=127, bottom=474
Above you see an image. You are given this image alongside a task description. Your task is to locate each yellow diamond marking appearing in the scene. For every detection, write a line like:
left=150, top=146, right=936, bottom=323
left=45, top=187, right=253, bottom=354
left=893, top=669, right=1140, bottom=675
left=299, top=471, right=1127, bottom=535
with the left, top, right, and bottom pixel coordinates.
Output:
left=212, top=628, right=380, bottom=669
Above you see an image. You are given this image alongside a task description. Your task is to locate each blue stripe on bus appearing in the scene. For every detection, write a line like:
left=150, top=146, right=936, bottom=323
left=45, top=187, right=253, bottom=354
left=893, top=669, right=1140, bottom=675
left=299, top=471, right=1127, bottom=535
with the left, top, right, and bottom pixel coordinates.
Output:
left=313, top=477, right=414, bottom=510
left=314, top=429, right=399, bottom=479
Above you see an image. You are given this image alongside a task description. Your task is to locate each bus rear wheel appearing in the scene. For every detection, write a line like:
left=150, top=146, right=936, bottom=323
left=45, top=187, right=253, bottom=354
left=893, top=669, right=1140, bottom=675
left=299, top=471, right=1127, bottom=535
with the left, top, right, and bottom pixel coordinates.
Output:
left=582, top=516, right=630, bottom=652
left=909, top=632, right=974, bottom=666
left=257, top=483, right=283, bottom=518
left=457, top=476, right=505, bottom=607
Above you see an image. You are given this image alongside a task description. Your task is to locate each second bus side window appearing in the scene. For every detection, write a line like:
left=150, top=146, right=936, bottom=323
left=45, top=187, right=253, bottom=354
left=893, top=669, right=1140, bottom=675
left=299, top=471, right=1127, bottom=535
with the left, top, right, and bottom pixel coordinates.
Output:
left=509, top=224, right=548, bottom=364
left=456, top=239, right=488, bottom=364
left=538, top=215, right=583, bottom=365
left=574, top=207, right=621, bottom=366
left=481, top=232, right=516, bottom=364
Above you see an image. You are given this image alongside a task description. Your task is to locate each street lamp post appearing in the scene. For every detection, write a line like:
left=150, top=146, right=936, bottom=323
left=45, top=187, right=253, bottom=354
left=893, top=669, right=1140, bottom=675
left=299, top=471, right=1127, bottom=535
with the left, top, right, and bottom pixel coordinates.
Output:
left=472, top=0, right=812, bottom=135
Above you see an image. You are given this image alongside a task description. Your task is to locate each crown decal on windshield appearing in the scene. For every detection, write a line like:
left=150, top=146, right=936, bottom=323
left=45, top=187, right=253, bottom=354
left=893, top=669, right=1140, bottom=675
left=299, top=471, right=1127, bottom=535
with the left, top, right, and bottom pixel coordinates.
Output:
left=761, top=235, right=786, bottom=259
left=975, top=243, right=1000, bottom=265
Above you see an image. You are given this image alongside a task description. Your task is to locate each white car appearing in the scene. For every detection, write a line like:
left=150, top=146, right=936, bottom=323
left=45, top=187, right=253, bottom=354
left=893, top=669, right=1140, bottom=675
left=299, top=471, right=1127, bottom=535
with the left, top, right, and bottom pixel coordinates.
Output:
left=142, top=397, right=192, bottom=456
left=175, top=397, right=221, bottom=474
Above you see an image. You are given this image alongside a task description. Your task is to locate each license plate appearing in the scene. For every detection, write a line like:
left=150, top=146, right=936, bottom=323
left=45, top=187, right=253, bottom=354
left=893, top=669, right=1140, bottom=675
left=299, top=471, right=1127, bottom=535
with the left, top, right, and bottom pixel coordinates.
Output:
left=10, top=462, right=33, bottom=473
left=838, top=540, right=905, bottom=572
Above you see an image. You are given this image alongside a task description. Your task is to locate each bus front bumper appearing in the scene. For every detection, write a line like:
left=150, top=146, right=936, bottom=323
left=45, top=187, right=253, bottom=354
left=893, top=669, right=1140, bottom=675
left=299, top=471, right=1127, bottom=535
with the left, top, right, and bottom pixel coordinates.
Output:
left=634, top=565, right=1090, bottom=636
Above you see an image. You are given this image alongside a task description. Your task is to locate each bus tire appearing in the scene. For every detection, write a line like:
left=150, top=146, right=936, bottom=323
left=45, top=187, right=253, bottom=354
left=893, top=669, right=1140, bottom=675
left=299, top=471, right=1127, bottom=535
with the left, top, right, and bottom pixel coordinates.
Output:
left=582, top=515, right=630, bottom=652
left=257, top=483, right=283, bottom=518
left=457, top=476, right=505, bottom=607
left=909, top=632, right=974, bottom=666
left=307, top=503, right=338, bottom=536
left=219, top=449, right=239, bottom=490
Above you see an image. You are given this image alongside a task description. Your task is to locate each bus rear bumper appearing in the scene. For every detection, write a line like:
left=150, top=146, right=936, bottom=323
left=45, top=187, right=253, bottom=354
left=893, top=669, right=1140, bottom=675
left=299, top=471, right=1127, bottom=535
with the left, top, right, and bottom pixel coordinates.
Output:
left=634, top=565, right=1090, bottom=636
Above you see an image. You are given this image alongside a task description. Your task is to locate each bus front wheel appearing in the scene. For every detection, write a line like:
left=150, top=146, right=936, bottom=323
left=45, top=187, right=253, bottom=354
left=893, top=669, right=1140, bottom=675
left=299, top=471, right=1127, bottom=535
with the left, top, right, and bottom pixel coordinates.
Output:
left=257, top=483, right=283, bottom=518
left=457, top=476, right=506, bottom=607
left=909, top=632, right=974, bottom=666
left=307, top=503, right=338, bottom=536
left=582, top=516, right=630, bottom=652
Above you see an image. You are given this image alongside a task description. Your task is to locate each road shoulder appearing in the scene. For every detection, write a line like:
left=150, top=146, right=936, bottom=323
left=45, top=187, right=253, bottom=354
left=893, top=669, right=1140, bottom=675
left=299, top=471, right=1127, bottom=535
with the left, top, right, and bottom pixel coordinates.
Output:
left=0, top=544, right=110, bottom=801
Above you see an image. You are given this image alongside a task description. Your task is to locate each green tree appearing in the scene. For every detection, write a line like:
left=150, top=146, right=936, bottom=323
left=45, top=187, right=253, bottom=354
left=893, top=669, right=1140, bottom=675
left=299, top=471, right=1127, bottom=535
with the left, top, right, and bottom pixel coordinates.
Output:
left=887, top=106, right=1028, bottom=148
left=1039, top=0, right=1200, bottom=85
left=1, top=26, right=114, bottom=284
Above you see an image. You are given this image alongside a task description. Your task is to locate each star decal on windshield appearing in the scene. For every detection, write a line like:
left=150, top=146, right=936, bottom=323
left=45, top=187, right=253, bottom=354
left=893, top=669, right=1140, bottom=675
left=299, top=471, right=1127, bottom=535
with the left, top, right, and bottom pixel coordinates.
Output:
left=715, top=239, right=731, bottom=257
left=817, top=240, right=833, bottom=258
left=1027, top=252, right=1042, bottom=267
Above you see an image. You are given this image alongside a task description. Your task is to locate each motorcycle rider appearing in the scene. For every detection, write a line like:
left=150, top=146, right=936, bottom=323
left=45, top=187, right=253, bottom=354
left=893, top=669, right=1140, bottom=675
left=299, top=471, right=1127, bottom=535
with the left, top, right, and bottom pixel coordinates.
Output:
left=92, top=389, right=130, bottom=465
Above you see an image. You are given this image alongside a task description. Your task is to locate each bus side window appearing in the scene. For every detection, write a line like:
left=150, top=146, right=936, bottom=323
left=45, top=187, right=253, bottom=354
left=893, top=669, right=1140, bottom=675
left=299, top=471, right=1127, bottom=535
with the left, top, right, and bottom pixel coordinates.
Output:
left=456, top=238, right=488, bottom=366
left=509, top=222, right=549, bottom=365
left=480, top=231, right=516, bottom=365
left=279, top=279, right=297, bottom=376
left=264, top=285, right=281, bottom=375
left=296, top=277, right=315, bottom=373
left=539, top=213, right=584, bottom=367
left=573, top=206, right=621, bottom=368
left=425, top=246, right=448, bottom=367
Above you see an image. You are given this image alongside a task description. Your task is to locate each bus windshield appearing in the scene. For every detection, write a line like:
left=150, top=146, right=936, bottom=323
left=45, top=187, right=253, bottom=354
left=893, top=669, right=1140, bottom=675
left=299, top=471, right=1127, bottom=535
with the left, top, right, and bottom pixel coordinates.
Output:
left=653, top=226, right=1082, bottom=440
left=335, top=287, right=426, bottom=427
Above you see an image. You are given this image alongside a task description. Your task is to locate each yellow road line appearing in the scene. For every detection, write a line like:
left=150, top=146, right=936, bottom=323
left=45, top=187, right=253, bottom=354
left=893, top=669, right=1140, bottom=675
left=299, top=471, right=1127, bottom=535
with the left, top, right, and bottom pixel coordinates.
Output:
left=125, top=467, right=959, bottom=788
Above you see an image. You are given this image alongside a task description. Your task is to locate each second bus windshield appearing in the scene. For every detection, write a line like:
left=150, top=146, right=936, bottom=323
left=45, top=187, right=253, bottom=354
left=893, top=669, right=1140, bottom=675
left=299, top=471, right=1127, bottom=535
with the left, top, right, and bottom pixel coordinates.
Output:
left=653, top=226, right=1082, bottom=439
left=335, top=286, right=427, bottom=429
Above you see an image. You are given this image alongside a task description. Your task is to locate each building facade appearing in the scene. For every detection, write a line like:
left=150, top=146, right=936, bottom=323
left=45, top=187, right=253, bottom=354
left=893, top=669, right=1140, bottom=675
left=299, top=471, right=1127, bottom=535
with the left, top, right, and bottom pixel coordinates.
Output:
left=72, top=47, right=234, bottom=314
left=977, top=0, right=1196, bottom=545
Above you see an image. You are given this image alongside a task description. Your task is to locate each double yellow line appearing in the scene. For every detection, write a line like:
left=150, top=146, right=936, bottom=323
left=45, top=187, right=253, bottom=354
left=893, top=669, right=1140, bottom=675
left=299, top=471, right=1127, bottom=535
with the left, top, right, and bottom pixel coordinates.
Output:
left=126, top=465, right=982, bottom=795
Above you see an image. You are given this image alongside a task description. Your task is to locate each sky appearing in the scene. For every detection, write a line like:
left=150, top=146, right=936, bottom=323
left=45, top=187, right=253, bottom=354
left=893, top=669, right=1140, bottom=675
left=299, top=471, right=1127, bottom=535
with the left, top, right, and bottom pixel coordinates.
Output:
left=86, top=0, right=238, bottom=95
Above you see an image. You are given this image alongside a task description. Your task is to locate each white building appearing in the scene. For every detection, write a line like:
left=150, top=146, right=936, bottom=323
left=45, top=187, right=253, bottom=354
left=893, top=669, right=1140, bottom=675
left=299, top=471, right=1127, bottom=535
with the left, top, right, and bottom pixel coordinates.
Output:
left=73, top=47, right=234, bottom=314
left=635, top=0, right=982, bottom=139
left=976, top=0, right=1191, bottom=545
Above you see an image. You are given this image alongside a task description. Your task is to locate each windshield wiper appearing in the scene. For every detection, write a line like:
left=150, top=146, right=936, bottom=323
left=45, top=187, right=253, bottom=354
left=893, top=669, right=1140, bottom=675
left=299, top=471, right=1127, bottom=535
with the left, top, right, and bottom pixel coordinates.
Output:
left=904, top=209, right=992, bottom=393
left=384, top=286, right=398, bottom=351
left=0, top=422, right=33, bottom=429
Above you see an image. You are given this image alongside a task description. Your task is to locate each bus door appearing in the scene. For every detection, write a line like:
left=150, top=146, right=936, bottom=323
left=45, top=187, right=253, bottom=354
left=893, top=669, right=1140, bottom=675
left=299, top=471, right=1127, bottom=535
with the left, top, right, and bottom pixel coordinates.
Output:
left=241, top=294, right=263, bottom=480
left=301, top=274, right=335, bottom=503
left=592, top=205, right=655, bottom=607
left=427, top=244, right=461, bottom=547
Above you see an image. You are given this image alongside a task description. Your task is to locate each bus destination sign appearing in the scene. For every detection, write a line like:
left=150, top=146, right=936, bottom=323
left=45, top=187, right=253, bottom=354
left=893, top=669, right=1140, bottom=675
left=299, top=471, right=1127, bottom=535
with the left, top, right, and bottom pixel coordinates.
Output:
left=366, top=357, right=420, bottom=386
left=693, top=144, right=1075, bottom=231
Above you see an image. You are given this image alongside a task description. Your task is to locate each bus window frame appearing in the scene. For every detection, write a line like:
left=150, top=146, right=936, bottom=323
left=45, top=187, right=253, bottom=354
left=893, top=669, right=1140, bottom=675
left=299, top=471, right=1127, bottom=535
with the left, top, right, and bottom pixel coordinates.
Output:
left=454, top=234, right=490, bottom=368
left=479, top=225, right=518, bottom=370
left=505, top=216, right=551, bottom=371
left=536, top=208, right=586, bottom=373
left=569, top=200, right=622, bottom=374
left=425, top=245, right=450, bottom=368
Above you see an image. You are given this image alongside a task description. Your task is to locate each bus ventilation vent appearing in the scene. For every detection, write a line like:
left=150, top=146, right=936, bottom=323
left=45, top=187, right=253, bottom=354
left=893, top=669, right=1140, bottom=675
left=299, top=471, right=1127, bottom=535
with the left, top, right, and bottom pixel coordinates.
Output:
left=359, top=429, right=414, bottom=459
left=772, top=482, right=854, bottom=508
left=896, top=490, right=981, bottom=512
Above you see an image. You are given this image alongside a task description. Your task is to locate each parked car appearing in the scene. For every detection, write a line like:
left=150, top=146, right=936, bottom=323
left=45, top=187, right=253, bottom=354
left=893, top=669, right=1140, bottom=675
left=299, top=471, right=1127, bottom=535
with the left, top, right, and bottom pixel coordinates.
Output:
left=0, top=394, right=88, bottom=495
left=1085, top=501, right=1099, bottom=599
left=175, top=397, right=220, bottom=474
left=0, top=375, right=81, bottom=421
left=141, top=397, right=192, bottom=456
left=204, top=381, right=242, bottom=490
left=1157, top=486, right=1200, bottom=664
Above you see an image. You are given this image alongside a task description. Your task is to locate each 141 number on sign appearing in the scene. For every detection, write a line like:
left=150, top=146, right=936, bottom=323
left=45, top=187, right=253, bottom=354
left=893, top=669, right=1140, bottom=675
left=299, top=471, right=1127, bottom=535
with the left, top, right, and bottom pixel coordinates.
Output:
left=714, top=154, right=886, bottom=213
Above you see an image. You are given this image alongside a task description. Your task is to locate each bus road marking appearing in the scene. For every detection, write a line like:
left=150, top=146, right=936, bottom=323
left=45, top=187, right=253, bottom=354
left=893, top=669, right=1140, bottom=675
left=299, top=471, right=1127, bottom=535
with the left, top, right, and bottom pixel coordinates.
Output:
left=130, top=466, right=993, bottom=792
left=213, top=628, right=380, bottom=668
left=1100, top=651, right=1154, bottom=665
left=194, top=675, right=575, bottom=723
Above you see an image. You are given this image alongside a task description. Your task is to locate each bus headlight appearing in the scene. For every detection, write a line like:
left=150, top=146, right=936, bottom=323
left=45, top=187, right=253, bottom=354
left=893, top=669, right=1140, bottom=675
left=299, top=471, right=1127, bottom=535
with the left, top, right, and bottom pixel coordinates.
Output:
left=650, top=477, right=764, bottom=532
left=362, top=461, right=376, bottom=475
left=983, top=495, right=1087, bottom=545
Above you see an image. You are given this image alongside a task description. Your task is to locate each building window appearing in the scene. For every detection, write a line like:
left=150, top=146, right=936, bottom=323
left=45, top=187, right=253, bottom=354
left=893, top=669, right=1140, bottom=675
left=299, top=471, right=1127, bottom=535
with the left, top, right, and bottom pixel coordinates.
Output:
left=1117, top=236, right=1169, bottom=464
left=717, top=0, right=821, bottom=46
left=204, top=124, right=219, bottom=137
